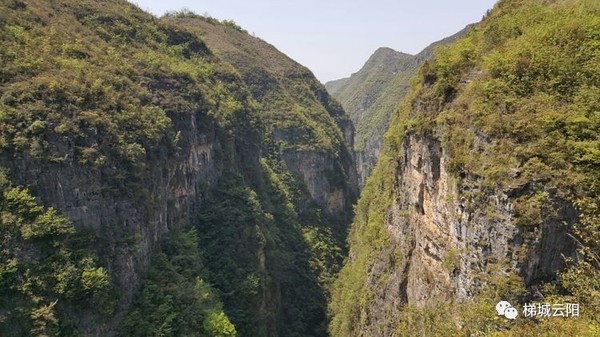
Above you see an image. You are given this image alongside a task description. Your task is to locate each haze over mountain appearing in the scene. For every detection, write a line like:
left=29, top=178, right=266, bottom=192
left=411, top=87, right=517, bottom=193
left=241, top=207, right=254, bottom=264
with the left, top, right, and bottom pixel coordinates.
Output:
left=132, top=0, right=499, bottom=82
left=330, top=0, right=599, bottom=335
left=326, top=26, right=470, bottom=186
left=0, top=0, right=598, bottom=337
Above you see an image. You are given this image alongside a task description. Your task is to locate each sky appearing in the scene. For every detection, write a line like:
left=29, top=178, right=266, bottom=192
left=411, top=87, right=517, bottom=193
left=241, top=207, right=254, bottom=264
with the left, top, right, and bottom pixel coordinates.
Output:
left=131, top=0, right=498, bottom=83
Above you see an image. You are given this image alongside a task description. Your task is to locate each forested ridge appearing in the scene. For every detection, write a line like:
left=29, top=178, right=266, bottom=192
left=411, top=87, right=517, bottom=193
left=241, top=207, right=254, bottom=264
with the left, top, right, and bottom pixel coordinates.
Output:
left=0, top=0, right=599, bottom=336
left=0, top=1, right=354, bottom=336
left=330, top=0, right=600, bottom=336
left=325, top=27, right=470, bottom=186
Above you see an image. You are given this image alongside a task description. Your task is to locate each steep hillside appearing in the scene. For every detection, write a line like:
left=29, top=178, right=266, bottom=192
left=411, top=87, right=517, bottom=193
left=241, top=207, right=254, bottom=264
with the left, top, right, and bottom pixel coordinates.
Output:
left=164, top=10, right=358, bottom=216
left=326, top=28, right=469, bottom=186
left=0, top=1, right=356, bottom=336
left=330, top=0, right=600, bottom=336
left=162, top=12, right=359, bottom=337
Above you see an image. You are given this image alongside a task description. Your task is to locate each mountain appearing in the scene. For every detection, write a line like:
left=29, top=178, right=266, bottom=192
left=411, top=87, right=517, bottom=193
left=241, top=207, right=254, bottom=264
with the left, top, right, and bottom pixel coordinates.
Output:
left=330, top=0, right=600, bottom=335
left=325, top=28, right=470, bottom=187
left=0, top=1, right=356, bottom=336
left=163, top=11, right=358, bottom=215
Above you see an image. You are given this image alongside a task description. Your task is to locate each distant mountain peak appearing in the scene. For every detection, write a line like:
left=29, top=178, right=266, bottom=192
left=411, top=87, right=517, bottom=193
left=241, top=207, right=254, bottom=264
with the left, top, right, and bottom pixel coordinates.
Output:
left=372, top=47, right=412, bottom=58
left=365, top=47, right=413, bottom=69
left=325, top=28, right=472, bottom=186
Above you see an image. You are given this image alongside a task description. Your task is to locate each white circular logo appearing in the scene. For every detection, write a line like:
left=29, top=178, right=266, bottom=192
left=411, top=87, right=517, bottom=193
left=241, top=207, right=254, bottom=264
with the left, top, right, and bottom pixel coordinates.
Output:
left=496, top=301, right=511, bottom=315
left=496, top=301, right=518, bottom=320
left=504, top=307, right=518, bottom=320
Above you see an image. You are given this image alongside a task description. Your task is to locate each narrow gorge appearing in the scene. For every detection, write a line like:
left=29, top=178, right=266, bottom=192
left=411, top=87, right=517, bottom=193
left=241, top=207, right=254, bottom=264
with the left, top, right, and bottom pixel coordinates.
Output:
left=329, top=0, right=599, bottom=336
left=0, top=0, right=598, bottom=337
left=1, top=1, right=355, bottom=336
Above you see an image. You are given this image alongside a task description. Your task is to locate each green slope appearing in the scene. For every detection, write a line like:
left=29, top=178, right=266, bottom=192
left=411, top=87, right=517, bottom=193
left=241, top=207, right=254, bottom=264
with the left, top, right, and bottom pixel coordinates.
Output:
left=161, top=13, right=359, bottom=336
left=326, top=47, right=414, bottom=153
left=326, top=29, right=470, bottom=186
left=0, top=1, right=356, bottom=336
left=330, top=0, right=600, bottom=335
left=165, top=10, right=353, bottom=155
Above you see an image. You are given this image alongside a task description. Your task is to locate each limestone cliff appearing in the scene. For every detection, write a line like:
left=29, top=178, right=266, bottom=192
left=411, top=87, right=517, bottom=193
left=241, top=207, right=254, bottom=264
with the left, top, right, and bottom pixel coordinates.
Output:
left=168, top=13, right=358, bottom=217
left=342, top=132, right=577, bottom=336
left=330, top=0, right=599, bottom=335
left=0, top=2, right=356, bottom=336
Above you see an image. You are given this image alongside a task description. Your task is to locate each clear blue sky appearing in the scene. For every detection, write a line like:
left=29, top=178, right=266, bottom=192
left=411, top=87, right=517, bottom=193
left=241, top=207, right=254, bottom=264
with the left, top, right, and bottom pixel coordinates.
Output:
left=130, top=0, right=498, bottom=82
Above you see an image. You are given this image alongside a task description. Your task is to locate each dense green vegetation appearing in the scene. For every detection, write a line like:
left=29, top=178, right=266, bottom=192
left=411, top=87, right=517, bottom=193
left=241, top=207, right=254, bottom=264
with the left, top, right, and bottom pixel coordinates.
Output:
left=124, top=162, right=346, bottom=337
left=325, top=30, right=468, bottom=185
left=0, top=170, right=114, bottom=337
left=0, top=0, right=258, bottom=186
left=120, top=229, right=236, bottom=337
left=167, top=13, right=351, bottom=154
left=330, top=0, right=600, bottom=335
left=0, top=1, right=354, bottom=336
left=194, top=171, right=327, bottom=336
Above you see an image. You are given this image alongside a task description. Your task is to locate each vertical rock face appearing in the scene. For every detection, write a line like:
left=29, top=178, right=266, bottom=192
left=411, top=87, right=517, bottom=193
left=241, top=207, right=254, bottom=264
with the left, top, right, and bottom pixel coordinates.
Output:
left=3, top=107, right=245, bottom=334
left=332, top=130, right=580, bottom=337
left=355, top=131, right=384, bottom=187
left=0, top=2, right=357, bottom=336
left=282, top=151, right=342, bottom=213
left=358, top=133, right=576, bottom=335
left=169, top=14, right=359, bottom=217
left=330, top=1, right=597, bottom=335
